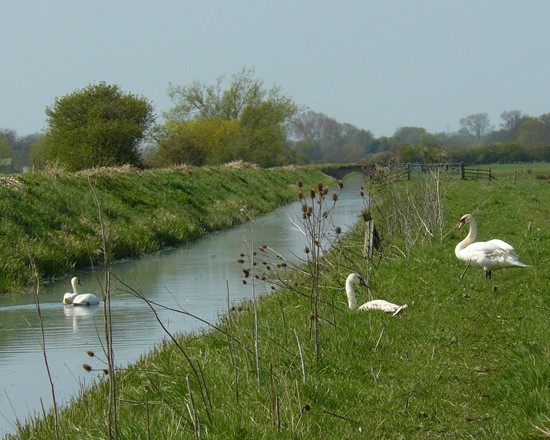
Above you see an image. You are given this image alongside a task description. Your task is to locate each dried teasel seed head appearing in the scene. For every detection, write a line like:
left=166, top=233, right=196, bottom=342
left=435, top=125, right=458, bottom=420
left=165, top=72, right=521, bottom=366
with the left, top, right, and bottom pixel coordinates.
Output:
left=83, top=364, right=92, bottom=372
left=332, top=192, right=338, bottom=202
left=304, top=246, right=310, bottom=254
left=237, top=259, right=245, bottom=264
left=86, top=351, right=95, bottom=357
left=242, top=280, right=247, bottom=285
left=297, top=180, right=303, bottom=188
left=360, top=191, right=365, bottom=197
left=310, top=189, right=315, bottom=199
left=301, top=204, right=308, bottom=213
left=103, top=369, right=109, bottom=375
left=335, top=226, right=342, bottom=235
left=298, top=192, right=303, bottom=199
left=323, top=187, right=329, bottom=196
left=317, top=182, right=324, bottom=191
left=338, top=180, right=344, bottom=189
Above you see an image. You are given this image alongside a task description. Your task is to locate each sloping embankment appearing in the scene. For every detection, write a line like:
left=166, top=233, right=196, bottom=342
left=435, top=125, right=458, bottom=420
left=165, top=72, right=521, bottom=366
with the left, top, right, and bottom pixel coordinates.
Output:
left=0, top=163, right=333, bottom=292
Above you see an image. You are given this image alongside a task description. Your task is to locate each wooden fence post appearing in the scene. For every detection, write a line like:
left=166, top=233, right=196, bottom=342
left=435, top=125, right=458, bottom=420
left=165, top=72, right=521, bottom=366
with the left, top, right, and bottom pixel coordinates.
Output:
left=460, top=162, right=465, bottom=180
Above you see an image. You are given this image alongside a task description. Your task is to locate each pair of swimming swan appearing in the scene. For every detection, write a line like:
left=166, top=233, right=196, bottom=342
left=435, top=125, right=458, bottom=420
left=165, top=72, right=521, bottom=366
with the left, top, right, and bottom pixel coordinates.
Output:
left=345, top=273, right=408, bottom=316
left=455, top=213, right=529, bottom=280
left=62, top=277, right=100, bottom=306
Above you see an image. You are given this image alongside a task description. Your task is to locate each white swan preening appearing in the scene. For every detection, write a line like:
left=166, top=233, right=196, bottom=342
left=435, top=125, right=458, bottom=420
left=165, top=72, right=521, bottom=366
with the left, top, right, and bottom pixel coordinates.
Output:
left=62, top=277, right=100, bottom=306
left=345, top=273, right=408, bottom=316
left=454, top=213, right=529, bottom=280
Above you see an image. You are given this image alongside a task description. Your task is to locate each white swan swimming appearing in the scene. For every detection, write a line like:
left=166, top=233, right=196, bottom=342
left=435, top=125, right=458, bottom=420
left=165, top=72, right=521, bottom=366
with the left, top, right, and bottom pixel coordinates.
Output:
left=345, top=273, right=408, bottom=316
left=455, top=213, right=529, bottom=280
left=62, top=277, right=100, bottom=306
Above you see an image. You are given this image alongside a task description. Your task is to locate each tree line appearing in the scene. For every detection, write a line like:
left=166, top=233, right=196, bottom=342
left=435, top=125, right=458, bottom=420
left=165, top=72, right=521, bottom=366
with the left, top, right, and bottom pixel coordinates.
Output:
left=1, top=69, right=549, bottom=172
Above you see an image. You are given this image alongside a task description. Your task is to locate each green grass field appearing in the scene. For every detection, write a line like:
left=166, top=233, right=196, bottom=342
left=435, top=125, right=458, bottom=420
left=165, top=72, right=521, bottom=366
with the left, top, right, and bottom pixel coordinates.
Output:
left=12, top=163, right=550, bottom=439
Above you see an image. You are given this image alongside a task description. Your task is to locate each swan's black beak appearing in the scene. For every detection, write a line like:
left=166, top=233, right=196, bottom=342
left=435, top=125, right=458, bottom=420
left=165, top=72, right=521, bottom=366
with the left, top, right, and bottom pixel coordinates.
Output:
left=458, top=219, right=465, bottom=229
left=358, top=276, right=368, bottom=288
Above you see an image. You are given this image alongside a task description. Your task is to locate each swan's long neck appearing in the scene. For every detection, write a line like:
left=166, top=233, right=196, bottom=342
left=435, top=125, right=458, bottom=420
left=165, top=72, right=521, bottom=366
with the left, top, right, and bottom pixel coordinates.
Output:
left=455, top=218, right=478, bottom=255
left=345, top=280, right=358, bottom=310
left=71, top=278, right=80, bottom=294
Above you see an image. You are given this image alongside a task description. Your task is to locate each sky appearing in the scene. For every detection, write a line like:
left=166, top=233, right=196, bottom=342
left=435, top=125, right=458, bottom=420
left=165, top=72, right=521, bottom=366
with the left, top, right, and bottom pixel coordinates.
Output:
left=2, top=1, right=549, bottom=138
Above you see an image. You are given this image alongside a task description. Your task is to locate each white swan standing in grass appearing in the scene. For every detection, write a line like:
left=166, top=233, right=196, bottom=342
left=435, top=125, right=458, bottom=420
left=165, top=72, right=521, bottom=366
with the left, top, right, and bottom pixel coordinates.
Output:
left=63, top=277, right=100, bottom=306
left=345, top=273, right=408, bottom=316
left=454, top=213, right=530, bottom=280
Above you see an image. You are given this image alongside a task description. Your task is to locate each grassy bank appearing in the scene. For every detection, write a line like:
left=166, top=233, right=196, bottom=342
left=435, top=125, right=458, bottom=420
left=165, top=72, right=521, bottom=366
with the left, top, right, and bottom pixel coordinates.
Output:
left=12, top=164, right=550, bottom=439
left=0, top=163, right=333, bottom=293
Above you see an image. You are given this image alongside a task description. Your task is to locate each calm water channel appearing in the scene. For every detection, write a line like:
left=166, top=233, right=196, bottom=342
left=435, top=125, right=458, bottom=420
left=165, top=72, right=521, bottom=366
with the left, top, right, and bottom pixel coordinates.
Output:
left=0, top=174, right=365, bottom=437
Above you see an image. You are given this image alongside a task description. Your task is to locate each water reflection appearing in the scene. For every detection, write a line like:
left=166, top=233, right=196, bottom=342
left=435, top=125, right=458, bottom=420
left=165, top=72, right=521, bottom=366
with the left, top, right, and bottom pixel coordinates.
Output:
left=0, top=174, right=365, bottom=436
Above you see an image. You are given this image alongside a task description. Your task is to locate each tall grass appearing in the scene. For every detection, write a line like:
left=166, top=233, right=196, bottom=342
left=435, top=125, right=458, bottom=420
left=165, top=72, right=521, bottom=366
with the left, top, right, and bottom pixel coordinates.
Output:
left=10, top=164, right=550, bottom=439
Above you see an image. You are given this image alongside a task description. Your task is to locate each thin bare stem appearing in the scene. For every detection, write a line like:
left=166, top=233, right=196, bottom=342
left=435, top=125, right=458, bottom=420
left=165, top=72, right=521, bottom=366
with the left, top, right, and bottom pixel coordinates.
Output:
left=30, top=259, right=60, bottom=440
left=294, top=329, right=306, bottom=383
left=89, top=179, right=117, bottom=439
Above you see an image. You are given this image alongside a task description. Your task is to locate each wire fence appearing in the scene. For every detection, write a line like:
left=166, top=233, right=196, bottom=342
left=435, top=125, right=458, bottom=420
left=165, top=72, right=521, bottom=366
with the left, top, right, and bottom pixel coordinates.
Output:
left=368, top=162, right=494, bottom=184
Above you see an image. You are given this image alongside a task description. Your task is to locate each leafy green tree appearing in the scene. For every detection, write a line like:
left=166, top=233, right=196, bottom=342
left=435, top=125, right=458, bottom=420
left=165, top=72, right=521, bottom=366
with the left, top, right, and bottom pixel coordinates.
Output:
left=164, top=68, right=297, bottom=167
left=157, top=118, right=243, bottom=166
left=517, top=113, right=550, bottom=147
left=0, top=137, right=14, bottom=171
left=394, top=126, right=433, bottom=145
left=0, top=137, right=14, bottom=160
left=45, top=82, right=155, bottom=171
left=29, top=134, right=53, bottom=170
left=394, top=143, right=422, bottom=163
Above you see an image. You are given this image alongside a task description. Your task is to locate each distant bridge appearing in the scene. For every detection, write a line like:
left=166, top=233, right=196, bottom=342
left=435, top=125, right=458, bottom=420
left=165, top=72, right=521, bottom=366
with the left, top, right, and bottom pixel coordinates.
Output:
left=320, top=164, right=372, bottom=180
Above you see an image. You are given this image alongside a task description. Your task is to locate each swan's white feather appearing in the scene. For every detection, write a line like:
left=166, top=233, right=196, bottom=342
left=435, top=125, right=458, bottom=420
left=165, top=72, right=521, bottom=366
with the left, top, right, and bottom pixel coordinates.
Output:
left=345, top=273, right=407, bottom=315
left=72, top=293, right=100, bottom=306
left=62, top=277, right=100, bottom=306
left=455, top=214, right=529, bottom=277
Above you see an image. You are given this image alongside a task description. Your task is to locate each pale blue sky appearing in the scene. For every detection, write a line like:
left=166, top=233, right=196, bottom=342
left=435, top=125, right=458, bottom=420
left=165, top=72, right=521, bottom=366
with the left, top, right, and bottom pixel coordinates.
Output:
left=2, top=1, right=549, bottom=137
